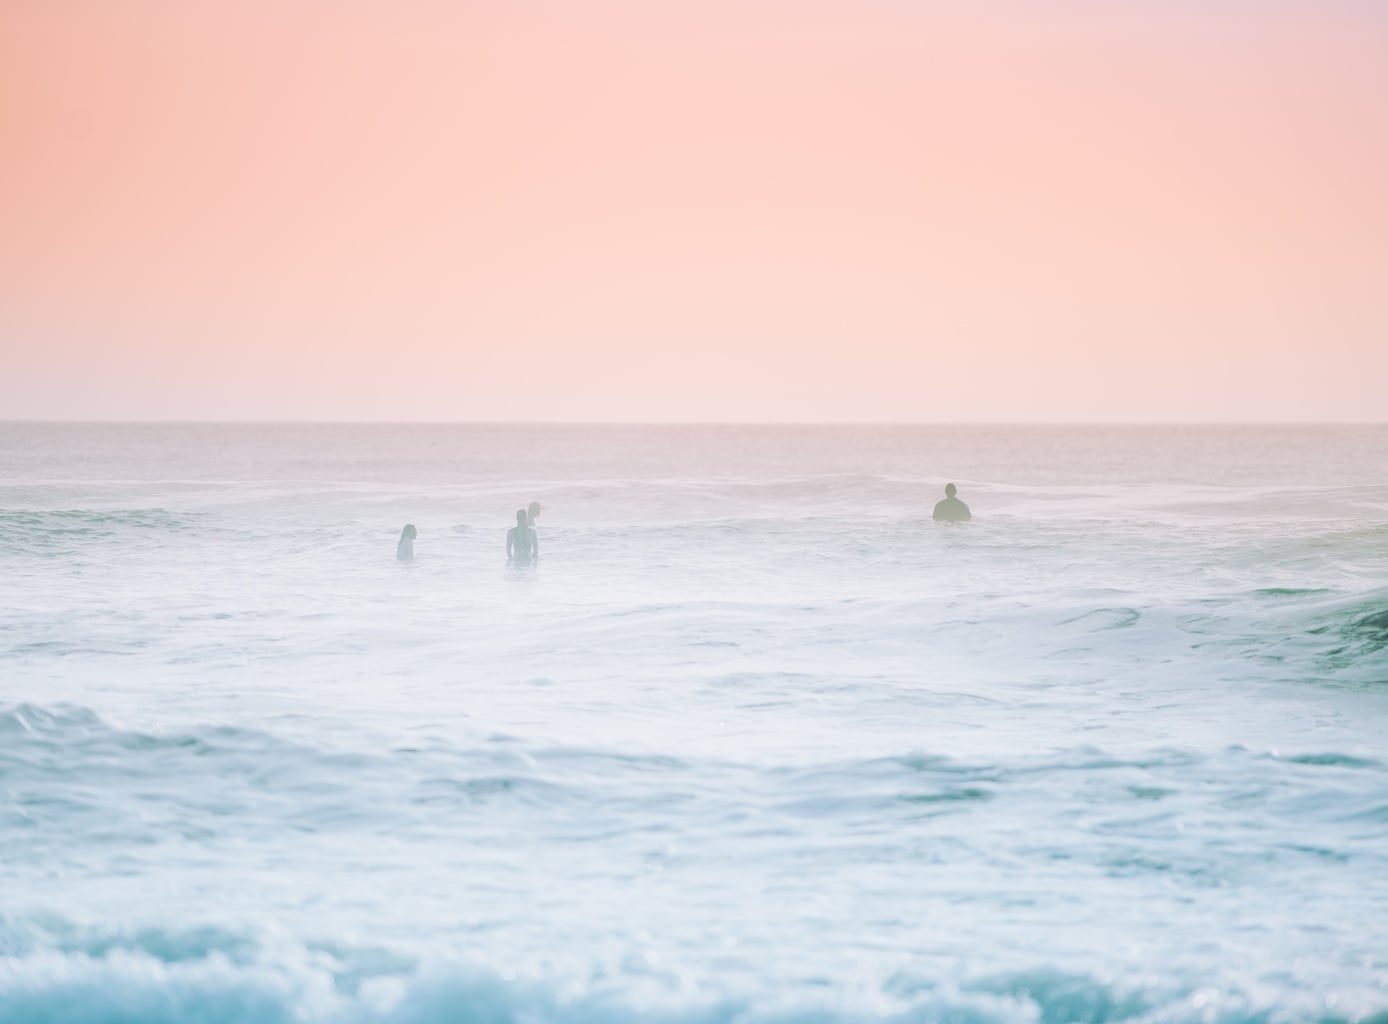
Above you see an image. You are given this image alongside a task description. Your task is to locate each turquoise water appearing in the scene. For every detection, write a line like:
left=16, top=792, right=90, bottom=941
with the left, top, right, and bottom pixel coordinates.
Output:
left=2, top=424, right=1386, bottom=1024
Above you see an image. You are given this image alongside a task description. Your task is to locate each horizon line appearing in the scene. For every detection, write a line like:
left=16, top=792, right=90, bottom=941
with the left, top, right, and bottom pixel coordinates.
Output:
left=3, top=419, right=1387, bottom=428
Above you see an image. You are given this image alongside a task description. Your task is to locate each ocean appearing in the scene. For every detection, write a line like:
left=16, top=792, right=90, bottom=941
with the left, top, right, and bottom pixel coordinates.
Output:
left=2, top=423, right=1386, bottom=1024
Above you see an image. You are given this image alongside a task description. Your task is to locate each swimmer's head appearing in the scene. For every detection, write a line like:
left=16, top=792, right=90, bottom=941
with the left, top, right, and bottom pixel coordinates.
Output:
left=945, top=483, right=957, bottom=498
left=528, top=501, right=542, bottom=519
left=401, top=524, right=417, bottom=540
left=516, top=509, right=527, bottom=526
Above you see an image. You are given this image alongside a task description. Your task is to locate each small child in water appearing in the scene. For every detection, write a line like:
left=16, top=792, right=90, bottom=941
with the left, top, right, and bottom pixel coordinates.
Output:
left=397, top=524, right=417, bottom=561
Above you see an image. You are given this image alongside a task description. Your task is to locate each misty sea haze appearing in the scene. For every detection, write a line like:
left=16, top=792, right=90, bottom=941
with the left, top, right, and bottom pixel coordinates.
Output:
left=2, top=423, right=1386, bottom=1024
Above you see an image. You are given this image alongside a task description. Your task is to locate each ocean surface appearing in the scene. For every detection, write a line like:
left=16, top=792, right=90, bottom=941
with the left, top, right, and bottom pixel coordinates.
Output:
left=2, top=423, right=1386, bottom=1024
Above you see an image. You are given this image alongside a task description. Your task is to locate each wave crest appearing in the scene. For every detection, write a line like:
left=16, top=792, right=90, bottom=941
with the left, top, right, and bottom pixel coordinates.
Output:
left=1, top=938, right=1384, bottom=1024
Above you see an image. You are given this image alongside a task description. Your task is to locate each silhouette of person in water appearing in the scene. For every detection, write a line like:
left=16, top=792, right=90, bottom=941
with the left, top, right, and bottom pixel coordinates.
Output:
left=932, top=483, right=972, bottom=522
left=527, top=501, right=543, bottom=528
left=507, top=509, right=539, bottom=563
left=397, top=524, right=417, bottom=561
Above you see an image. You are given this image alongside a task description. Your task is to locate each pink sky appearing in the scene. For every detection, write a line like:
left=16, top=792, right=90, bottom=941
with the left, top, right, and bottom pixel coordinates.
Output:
left=2, top=1, right=1385, bottom=421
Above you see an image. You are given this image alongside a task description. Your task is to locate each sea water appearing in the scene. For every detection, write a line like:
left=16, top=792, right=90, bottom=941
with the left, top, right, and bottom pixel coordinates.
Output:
left=1, top=423, right=1386, bottom=1024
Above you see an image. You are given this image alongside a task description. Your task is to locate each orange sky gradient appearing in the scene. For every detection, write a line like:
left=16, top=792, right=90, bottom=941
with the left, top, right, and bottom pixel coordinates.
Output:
left=2, top=1, right=1385, bottom=421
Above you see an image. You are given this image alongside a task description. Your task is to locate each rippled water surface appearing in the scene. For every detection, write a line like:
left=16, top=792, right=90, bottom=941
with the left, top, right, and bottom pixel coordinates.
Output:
left=2, top=424, right=1387, bottom=1024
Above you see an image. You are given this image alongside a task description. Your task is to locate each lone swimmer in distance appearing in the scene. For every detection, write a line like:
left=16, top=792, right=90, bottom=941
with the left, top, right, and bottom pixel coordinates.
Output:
left=507, top=509, right=539, bottom=563
left=932, top=483, right=972, bottom=522
left=527, top=501, right=543, bottom=528
left=397, top=524, right=417, bottom=560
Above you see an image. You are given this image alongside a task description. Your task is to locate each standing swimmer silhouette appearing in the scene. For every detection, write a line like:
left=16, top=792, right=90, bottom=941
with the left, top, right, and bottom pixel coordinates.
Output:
left=397, top=524, right=417, bottom=560
left=507, top=509, right=539, bottom=563
left=932, top=483, right=972, bottom=522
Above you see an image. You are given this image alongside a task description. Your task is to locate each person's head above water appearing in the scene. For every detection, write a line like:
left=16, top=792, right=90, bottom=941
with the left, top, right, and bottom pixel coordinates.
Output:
left=400, top=524, right=417, bottom=541
left=932, top=482, right=971, bottom=521
left=528, top=501, right=542, bottom=520
left=516, top=509, right=527, bottom=527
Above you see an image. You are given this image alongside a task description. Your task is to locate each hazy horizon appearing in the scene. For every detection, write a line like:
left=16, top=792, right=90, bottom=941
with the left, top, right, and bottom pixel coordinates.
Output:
left=4, top=418, right=1386, bottom=427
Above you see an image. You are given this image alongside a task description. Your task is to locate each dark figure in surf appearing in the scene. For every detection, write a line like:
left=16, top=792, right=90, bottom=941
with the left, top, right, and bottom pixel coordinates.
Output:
left=932, top=483, right=972, bottom=522
left=397, top=523, right=417, bottom=561
left=507, top=509, right=539, bottom=563
left=526, top=501, right=543, bottom=528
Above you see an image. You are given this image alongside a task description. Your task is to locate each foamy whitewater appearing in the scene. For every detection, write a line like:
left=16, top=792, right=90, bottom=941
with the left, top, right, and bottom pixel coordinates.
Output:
left=2, top=424, right=1387, bottom=1024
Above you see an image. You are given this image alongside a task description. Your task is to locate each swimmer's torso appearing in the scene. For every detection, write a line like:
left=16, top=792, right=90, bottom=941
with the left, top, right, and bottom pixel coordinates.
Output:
left=508, top=526, right=538, bottom=560
left=932, top=497, right=972, bottom=522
